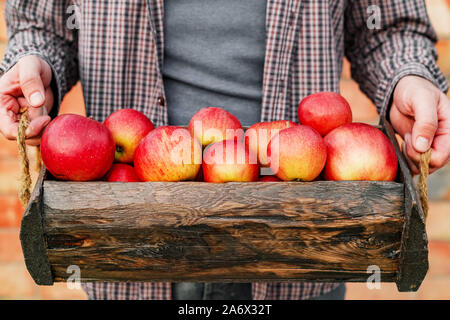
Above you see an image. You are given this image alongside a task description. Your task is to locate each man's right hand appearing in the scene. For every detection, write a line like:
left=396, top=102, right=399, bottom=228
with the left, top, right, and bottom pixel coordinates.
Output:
left=0, top=55, right=54, bottom=146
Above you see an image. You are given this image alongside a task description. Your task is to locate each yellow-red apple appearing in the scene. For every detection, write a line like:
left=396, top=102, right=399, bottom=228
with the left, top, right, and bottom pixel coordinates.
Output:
left=298, top=92, right=352, bottom=136
left=188, top=107, right=243, bottom=147
left=41, top=114, right=115, bottom=181
left=244, top=120, right=298, bottom=167
left=267, top=125, right=327, bottom=181
left=104, top=109, right=154, bottom=163
left=134, top=126, right=201, bottom=181
left=323, top=123, right=398, bottom=181
left=203, top=139, right=259, bottom=183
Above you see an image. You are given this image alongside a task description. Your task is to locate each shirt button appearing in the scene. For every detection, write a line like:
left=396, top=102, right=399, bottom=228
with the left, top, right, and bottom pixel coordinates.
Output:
left=158, top=96, right=165, bottom=106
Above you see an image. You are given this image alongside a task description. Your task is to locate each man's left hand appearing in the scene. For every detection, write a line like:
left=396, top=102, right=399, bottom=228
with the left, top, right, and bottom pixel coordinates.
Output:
left=390, top=75, right=450, bottom=175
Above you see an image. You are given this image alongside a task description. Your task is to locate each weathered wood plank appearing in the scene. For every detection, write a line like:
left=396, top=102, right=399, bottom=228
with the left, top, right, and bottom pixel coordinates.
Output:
left=380, top=117, right=428, bottom=292
left=43, top=180, right=403, bottom=217
left=51, top=263, right=398, bottom=283
left=42, top=180, right=404, bottom=282
left=19, top=168, right=53, bottom=285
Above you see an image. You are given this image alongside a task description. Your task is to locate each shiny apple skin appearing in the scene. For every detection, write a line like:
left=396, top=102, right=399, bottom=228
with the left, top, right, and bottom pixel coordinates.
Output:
left=188, top=107, right=243, bottom=147
left=267, top=125, right=327, bottom=181
left=134, top=126, right=202, bottom=182
left=244, top=120, right=298, bottom=166
left=41, top=114, right=115, bottom=181
left=203, top=139, right=259, bottom=183
left=104, top=109, right=154, bottom=163
left=298, top=92, right=352, bottom=136
left=105, top=163, right=141, bottom=182
left=323, top=123, right=398, bottom=181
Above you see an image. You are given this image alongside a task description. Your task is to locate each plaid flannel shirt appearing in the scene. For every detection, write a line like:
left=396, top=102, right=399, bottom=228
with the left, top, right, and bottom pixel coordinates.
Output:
left=1, top=0, right=447, bottom=300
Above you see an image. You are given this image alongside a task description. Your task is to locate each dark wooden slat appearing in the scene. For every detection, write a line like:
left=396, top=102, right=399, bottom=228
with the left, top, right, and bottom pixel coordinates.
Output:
left=380, top=117, right=428, bottom=291
left=42, top=180, right=404, bottom=282
left=19, top=168, right=53, bottom=285
left=51, top=263, right=398, bottom=283
left=43, top=180, right=403, bottom=217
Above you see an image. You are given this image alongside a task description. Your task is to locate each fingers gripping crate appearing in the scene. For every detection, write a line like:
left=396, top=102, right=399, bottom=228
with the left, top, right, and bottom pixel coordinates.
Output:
left=19, top=118, right=428, bottom=292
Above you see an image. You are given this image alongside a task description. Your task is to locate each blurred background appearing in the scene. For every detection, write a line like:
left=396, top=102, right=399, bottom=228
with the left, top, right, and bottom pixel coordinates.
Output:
left=0, top=0, right=449, bottom=300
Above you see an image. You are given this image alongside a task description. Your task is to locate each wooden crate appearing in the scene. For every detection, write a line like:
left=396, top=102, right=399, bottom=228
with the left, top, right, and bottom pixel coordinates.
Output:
left=20, top=117, right=428, bottom=292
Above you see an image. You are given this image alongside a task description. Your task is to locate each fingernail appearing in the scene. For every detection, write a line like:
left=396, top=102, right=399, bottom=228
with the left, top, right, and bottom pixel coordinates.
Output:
left=25, top=125, right=32, bottom=136
left=29, top=92, right=44, bottom=107
left=415, top=136, right=429, bottom=152
left=404, top=133, right=410, bottom=144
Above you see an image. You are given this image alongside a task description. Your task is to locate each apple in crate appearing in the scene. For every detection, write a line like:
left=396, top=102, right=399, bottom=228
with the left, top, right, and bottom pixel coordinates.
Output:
left=244, top=120, right=298, bottom=166
left=267, top=125, right=327, bottom=181
left=259, top=175, right=282, bottom=182
left=41, top=114, right=115, bottom=181
left=105, top=163, right=141, bottom=182
left=104, top=109, right=154, bottom=163
left=188, top=107, right=243, bottom=147
left=134, top=126, right=202, bottom=181
left=298, top=92, right=352, bottom=136
left=203, top=139, right=259, bottom=183
left=323, top=123, right=398, bottom=181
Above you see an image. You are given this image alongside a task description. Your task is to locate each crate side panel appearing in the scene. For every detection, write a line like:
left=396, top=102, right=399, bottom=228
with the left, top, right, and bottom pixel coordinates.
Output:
left=42, top=180, right=404, bottom=282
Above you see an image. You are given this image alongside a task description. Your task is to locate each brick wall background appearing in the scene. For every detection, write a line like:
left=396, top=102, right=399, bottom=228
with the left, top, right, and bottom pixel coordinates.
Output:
left=0, top=0, right=449, bottom=300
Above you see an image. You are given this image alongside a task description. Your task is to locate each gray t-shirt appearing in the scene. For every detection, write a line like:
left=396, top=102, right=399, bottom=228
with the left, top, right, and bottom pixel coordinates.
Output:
left=163, top=0, right=266, bottom=126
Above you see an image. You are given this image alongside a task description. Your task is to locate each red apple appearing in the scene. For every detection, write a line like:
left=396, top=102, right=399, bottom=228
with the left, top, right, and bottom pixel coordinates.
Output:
left=104, top=109, right=154, bottom=163
left=195, top=168, right=204, bottom=181
left=203, top=140, right=259, bottom=183
left=259, top=175, right=282, bottom=182
left=41, top=114, right=115, bottom=181
left=267, top=125, right=327, bottom=181
left=188, top=107, right=243, bottom=147
left=298, top=92, right=352, bottom=136
left=134, top=126, right=202, bottom=181
left=105, top=164, right=141, bottom=182
left=244, top=120, right=298, bottom=166
left=323, top=123, right=398, bottom=181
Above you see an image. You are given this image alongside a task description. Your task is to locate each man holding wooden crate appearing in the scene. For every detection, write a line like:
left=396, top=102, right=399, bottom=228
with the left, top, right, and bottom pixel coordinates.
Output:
left=0, top=0, right=449, bottom=300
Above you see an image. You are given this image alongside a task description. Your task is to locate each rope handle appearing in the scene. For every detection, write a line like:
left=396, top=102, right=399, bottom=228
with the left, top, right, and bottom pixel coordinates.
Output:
left=418, top=149, right=432, bottom=221
left=17, top=108, right=42, bottom=207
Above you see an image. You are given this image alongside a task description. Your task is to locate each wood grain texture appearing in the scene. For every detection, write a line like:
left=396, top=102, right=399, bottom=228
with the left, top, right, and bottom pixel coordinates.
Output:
left=42, top=180, right=404, bottom=282
left=380, top=117, right=429, bottom=291
left=19, top=168, right=53, bottom=285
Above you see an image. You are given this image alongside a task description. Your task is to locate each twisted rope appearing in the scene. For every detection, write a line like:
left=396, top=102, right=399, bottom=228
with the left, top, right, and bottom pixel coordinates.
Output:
left=16, top=108, right=42, bottom=207
left=17, top=109, right=31, bottom=206
left=418, top=149, right=432, bottom=220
